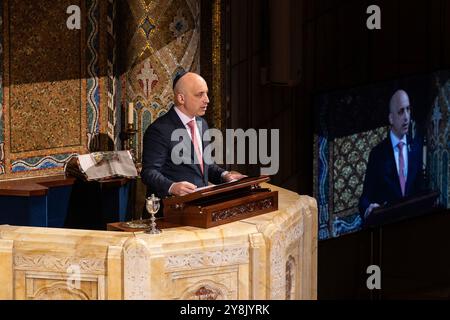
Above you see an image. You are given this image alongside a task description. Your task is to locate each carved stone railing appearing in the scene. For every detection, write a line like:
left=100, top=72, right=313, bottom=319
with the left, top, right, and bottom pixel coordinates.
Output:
left=0, top=184, right=317, bottom=300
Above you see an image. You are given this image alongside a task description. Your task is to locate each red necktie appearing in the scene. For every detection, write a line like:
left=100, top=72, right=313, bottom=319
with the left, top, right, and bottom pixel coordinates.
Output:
left=398, top=142, right=406, bottom=196
left=187, top=120, right=204, bottom=174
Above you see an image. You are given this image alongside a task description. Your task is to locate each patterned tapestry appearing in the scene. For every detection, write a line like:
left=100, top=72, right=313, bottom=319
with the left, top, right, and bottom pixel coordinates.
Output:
left=428, top=71, right=450, bottom=209
left=120, top=0, right=201, bottom=163
left=0, top=0, right=113, bottom=180
left=314, top=127, right=388, bottom=240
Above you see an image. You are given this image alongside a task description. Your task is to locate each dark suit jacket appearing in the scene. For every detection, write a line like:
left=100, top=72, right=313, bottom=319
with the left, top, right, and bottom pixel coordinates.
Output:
left=358, top=133, right=424, bottom=219
left=141, top=106, right=225, bottom=200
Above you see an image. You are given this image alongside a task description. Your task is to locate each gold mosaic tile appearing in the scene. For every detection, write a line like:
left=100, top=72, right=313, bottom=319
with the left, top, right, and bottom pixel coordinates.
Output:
left=0, top=0, right=97, bottom=180
left=0, top=0, right=222, bottom=179
left=8, top=0, right=83, bottom=153
left=124, top=0, right=202, bottom=162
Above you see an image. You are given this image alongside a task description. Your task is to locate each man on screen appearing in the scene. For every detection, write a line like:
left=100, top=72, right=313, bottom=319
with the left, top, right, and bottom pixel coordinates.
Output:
left=359, top=89, right=425, bottom=221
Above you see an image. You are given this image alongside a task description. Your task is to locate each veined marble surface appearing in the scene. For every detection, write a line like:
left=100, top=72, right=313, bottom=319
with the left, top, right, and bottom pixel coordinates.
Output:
left=0, top=184, right=317, bottom=300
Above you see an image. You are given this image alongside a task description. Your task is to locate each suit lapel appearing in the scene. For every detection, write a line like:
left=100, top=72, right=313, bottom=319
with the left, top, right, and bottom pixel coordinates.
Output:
left=196, top=118, right=205, bottom=151
left=168, top=107, right=191, bottom=166
left=168, top=106, right=187, bottom=130
left=405, top=140, right=416, bottom=196
left=386, top=135, right=403, bottom=198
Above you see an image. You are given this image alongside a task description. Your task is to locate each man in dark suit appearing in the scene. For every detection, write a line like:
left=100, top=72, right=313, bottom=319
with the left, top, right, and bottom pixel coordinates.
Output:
left=141, top=72, right=244, bottom=201
left=359, top=89, right=424, bottom=221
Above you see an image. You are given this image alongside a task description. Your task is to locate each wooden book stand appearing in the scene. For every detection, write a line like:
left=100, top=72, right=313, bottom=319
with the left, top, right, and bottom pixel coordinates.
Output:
left=163, top=176, right=278, bottom=228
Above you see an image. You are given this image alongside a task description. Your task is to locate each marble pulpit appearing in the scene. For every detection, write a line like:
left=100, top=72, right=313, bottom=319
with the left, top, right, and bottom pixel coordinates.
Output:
left=0, top=184, right=317, bottom=300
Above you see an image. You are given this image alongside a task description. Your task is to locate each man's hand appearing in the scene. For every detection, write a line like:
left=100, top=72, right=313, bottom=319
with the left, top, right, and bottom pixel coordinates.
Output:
left=222, top=172, right=247, bottom=182
left=170, top=181, right=197, bottom=196
left=364, top=203, right=380, bottom=219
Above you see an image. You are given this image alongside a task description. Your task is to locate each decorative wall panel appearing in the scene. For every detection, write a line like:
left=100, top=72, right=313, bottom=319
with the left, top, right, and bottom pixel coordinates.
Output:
left=106, top=0, right=118, bottom=147
left=0, top=0, right=114, bottom=180
left=0, top=1, right=5, bottom=175
left=86, top=0, right=101, bottom=151
left=9, top=0, right=82, bottom=153
left=428, top=71, right=450, bottom=208
left=1, top=0, right=84, bottom=179
left=120, top=0, right=201, bottom=162
left=0, top=0, right=220, bottom=179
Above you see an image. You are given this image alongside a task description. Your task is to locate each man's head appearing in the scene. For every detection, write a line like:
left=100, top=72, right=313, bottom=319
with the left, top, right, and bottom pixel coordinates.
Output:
left=173, top=72, right=209, bottom=118
left=389, top=89, right=411, bottom=139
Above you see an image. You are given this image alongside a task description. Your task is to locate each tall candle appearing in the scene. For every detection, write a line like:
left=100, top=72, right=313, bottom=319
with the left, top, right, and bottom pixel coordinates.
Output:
left=128, top=102, right=134, bottom=125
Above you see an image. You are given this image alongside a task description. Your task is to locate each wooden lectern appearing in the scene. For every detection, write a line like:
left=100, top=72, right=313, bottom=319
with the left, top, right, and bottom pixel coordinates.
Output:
left=163, top=176, right=278, bottom=228
left=363, top=190, right=440, bottom=228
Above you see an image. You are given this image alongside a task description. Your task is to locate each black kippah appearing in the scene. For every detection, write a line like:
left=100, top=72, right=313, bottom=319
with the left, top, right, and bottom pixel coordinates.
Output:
left=173, top=70, right=187, bottom=89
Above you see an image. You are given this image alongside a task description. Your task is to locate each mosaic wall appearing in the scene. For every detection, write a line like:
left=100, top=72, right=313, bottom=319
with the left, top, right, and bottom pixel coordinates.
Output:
left=120, top=0, right=201, bottom=162
left=0, top=1, right=4, bottom=175
left=107, top=0, right=119, bottom=148
left=0, top=0, right=114, bottom=179
left=315, top=127, right=388, bottom=240
left=0, top=0, right=218, bottom=179
left=86, top=0, right=112, bottom=151
left=9, top=0, right=81, bottom=154
left=428, top=71, right=450, bottom=208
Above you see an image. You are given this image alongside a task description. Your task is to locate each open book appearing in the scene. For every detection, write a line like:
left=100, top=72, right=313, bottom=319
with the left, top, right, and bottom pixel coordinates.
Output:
left=65, top=151, right=138, bottom=181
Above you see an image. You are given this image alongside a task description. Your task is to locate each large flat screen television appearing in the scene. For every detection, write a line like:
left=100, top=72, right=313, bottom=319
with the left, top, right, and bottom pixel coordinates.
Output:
left=314, top=70, right=449, bottom=240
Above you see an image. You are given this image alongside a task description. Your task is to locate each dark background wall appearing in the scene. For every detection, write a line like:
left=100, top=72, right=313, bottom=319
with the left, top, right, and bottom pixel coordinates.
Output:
left=224, top=0, right=450, bottom=299
left=225, top=0, right=303, bottom=193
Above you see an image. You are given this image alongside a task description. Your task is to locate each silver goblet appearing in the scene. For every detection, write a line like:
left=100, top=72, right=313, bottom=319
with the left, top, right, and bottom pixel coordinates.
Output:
left=145, top=194, right=161, bottom=234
